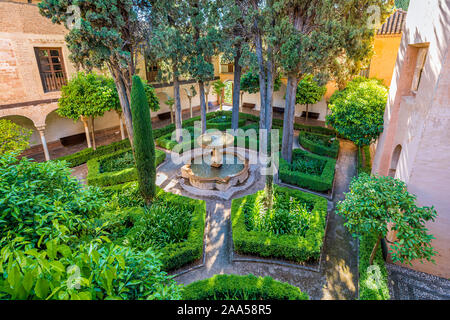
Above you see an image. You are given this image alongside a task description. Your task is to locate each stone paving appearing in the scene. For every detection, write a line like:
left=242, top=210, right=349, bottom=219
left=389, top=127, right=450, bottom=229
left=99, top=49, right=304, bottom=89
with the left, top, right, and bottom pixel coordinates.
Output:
left=169, top=139, right=359, bottom=300
left=387, top=263, right=450, bottom=300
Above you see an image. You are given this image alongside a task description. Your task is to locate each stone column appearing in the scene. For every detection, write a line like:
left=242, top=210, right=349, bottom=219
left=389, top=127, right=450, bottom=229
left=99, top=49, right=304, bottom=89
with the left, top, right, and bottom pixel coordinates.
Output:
left=36, top=126, right=50, bottom=161
left=80, top=116, right=92, bottom=148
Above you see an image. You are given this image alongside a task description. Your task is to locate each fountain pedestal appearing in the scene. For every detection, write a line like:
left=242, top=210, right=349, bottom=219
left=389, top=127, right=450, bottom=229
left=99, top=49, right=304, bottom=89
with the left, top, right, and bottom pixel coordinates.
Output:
left=180, top=132, right=250, bottom=192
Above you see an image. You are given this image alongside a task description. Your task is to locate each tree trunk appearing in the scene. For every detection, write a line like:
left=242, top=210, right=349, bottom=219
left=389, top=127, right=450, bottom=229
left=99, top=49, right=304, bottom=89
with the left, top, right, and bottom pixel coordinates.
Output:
left=199, top=80, right=207, bottom=134
left=282, top=74, right=297, bottom=163
left=240, top=92, right=244, bottom=111
left=90, top=117, right=96, bottom=151
left=113, top=74, right=134, bottom=148
left=117, top=111, right=126, bottom=140
left=81, top=116, right=92, bottom=148
left=232, top=48, right=242, bottom=132
left=255, top=32, right=266, bottom=131
left=206, top=92, right=209, bottom=113
left=189, top=98, right=193, bottom=118
left=173, top=71, right=183, bottom=143
left=370, top=234, right=383, bottom=265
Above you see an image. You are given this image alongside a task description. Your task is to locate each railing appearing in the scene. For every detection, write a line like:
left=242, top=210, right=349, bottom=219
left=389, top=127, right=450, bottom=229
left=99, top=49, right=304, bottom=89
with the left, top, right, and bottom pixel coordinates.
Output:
left=41, top=72, right=67, bottom=92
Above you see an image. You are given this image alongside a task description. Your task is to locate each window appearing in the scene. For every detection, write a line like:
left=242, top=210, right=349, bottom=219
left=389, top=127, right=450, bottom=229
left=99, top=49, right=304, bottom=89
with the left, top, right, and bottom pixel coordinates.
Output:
left=34, top=48, right=67, bottom=92
left=146, top=61, right=159, bottom=83
left=220, top=63, right=234, bottom=74
left=411, top=47, right=428, bottom=92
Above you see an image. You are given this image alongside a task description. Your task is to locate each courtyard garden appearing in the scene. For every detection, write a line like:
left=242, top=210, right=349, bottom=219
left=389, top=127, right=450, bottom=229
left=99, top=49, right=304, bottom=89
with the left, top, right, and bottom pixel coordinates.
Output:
left=2, top=0, right=444, bottom=304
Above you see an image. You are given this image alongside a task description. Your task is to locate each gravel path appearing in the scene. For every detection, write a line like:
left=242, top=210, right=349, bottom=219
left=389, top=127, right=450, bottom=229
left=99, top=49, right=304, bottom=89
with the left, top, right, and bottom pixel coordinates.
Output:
left=387, top=263, right=450, bottom=300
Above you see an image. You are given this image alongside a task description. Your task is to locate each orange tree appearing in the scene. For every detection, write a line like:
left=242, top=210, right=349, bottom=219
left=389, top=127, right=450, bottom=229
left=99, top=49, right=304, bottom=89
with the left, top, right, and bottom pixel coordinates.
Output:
left=337, top=173, right=437, bottom=265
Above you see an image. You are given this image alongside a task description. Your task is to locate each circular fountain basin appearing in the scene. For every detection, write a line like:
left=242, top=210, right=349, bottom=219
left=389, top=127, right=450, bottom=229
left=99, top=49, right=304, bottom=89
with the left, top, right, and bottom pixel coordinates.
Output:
left=181, top=151, right=249, bottom=192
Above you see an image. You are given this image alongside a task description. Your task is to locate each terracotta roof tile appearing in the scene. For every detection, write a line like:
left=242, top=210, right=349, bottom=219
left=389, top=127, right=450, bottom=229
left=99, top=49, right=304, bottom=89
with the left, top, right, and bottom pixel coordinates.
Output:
left=377, top=9, right=407, bottom=35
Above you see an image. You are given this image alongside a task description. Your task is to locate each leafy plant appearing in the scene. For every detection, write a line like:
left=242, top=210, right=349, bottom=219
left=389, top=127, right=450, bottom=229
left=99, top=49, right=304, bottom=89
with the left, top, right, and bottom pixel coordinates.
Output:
left=337, top=173, right=437, bottom=265
left=295, top=75, right=327, bottom=121
left=0, top=120, right=32, bottom=155
left=326, top=77, right=388, bottom=147
left=0, top=238, right=181, bottom=300
left=290, top=155, right=326, bottom=176
left=0, top=153, right=105, bottom=248
left=125, top=201, right=192, bottom=251
left=245, top=191, right=313, bottom=237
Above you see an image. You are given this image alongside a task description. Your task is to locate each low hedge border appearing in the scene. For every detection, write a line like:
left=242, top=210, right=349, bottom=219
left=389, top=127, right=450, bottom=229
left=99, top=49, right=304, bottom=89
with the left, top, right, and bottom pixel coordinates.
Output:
left=102, top=183, right=206, bottom=272
left=54, top=139, right=131, bottom=168
left=86, top=148, right=166, bottom=187
left=299, top=131, right=340, bottom=158
left=182, top=274, right=309, bottom=300
left=206, top=118, right=246, bottom=131
left=155, top=191, right=206, bottom=272
left=232, top=185, right=328, bottom=263
left=279, top=149, right=336, bottom=193
left=359, top=231, right=391, bottom=300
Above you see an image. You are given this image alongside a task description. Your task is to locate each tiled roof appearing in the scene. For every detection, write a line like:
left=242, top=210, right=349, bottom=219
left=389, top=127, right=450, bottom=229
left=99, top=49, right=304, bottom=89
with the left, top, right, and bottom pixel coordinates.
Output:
left=377, top=10, right=407, bottom=35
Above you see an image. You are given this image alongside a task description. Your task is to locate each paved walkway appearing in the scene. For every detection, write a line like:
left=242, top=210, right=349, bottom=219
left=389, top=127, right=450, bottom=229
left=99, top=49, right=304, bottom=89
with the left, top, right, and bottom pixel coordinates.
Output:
left=387, top=263, right=450, bottom=300
left=172, top=139, right=359, bottom=300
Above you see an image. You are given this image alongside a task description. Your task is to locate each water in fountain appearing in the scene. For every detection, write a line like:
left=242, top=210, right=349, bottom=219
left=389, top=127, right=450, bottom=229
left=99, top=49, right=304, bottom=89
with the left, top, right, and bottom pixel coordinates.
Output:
left=190, top=153, right=244, bottom=179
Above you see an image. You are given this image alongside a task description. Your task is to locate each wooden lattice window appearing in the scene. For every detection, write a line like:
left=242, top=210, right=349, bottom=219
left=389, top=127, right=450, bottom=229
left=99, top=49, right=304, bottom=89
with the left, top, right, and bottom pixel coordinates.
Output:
left=34, top=47, right=68, bottom=92
left=146, top=60, right=159, bottom=83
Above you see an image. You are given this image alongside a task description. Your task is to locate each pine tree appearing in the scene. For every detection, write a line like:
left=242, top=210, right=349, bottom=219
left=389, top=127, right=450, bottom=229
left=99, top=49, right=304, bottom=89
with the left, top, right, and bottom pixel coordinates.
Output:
left=131, top=76, right=156, bottom=204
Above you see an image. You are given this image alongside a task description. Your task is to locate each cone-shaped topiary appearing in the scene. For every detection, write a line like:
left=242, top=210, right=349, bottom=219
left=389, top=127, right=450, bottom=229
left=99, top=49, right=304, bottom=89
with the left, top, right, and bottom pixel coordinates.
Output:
left=131, top=75, right=156, bottom=203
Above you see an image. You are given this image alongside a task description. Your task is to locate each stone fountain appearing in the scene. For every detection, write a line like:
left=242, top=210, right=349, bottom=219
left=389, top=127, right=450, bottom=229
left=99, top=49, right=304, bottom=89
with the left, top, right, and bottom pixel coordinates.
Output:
left=181, top=132, right=250, bottom=192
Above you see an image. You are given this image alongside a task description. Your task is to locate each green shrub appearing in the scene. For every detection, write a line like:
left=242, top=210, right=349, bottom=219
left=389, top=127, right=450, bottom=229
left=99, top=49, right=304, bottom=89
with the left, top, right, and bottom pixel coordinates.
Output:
left=0, top=238, right=181, bottom=300
left=183, top=274, right=308, bottom=300
left=279, top=149, right=336, bottom=192
left=54, top=139, right=131, bottom=168
left=232, top=185, right=327, bottom=262
left=299, top=131, right=340, bottom=158
left=101, top=184, right=206, bottom=272
left=356, top=146, right=389, bottom=300
left=87, top=148, right=166, bottom=187
left=0, top=153, right=105, bottom=247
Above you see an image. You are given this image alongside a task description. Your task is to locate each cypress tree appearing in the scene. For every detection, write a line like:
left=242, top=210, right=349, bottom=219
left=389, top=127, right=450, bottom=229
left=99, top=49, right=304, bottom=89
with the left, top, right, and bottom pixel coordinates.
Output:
left=131, top=75, right=156, bottom=203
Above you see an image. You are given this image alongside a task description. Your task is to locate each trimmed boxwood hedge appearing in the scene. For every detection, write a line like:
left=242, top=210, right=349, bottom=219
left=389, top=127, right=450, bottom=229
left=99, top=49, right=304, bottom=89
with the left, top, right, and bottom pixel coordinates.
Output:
left=299, top=131, right=340, bottom=158
left=359, top=231, right=390, bottom=300
left=154, top=191, right=206, bottom=271
left=206, top=117, right=246, bottom=131
left=232, top=185, right=327, bottom=263
left=279, top=149, right=336, bottom=193
left=182, top=274, right=309, bottom=300
left=54, top=139, right=131, bottom=168
left=86, top=148, right=166, bottom=187
left=102, top=183, right=206, bottom=272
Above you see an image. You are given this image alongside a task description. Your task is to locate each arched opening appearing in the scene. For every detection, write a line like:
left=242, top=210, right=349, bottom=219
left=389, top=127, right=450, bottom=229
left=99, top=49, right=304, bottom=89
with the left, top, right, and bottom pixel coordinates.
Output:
left=389, top=144, right=402, bottom=178
left=0, top=115, right=40, bottom=148
left=223, top=81, right=233, bottom=106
